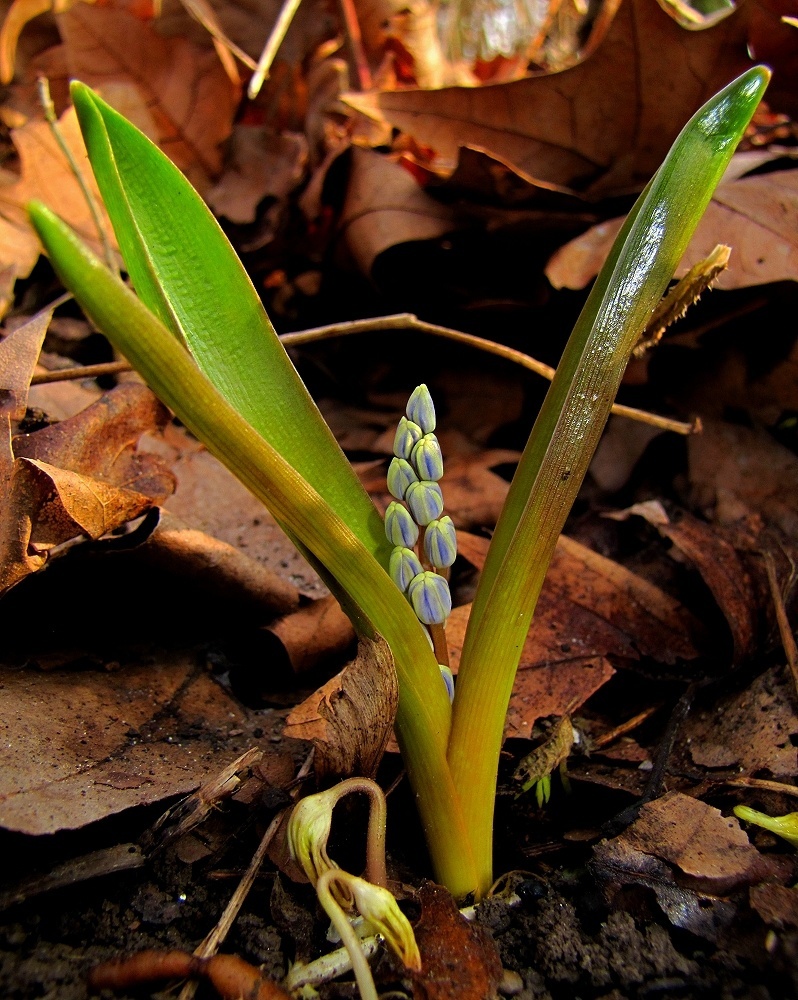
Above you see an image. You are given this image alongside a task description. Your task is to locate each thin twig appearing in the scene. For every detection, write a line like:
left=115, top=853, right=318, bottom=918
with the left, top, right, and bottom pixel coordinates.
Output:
left=335, top=0, right=372, bottom=90
left=762, top=550, right=798, bottom=698
left=28, top=311, right=699, bottom=435
left=177, top=0, right=258, bottom=72
left=247, top=0, right=305, bottom=99
left=723, top=776, right=798, bottom=799
left=281, top=313, right=700, bottom=435
left=176, top=751, right=314, bottom=1000
left=30, top=359, right=131, bottom=384
left=601, top=683, right=698, bottom=837
left=591, top=704, right=660, bottom=750
left=37, top=77, right=117, bottom=274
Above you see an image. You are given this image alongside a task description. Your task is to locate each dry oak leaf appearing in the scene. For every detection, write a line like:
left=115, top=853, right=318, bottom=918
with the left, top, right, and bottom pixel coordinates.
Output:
left=0, top=104, right=118, bottom=279
left=56, top=0, right=237, bottom=189
left=344, top=0, right=791, bottom=198
left=547, top=164, right=798, bottom=291
left=0, top=651, right=270, bottom=834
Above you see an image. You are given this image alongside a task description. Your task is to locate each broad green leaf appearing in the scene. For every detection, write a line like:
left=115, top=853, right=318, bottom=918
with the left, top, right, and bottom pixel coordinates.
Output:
left=447, top=66, right=770, bottom=895
left=70, top=82, right=391, bottom=566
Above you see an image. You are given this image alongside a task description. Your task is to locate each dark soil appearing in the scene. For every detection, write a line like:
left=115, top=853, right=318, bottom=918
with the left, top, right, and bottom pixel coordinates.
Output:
left=2, top=773, right=797, bottom=1000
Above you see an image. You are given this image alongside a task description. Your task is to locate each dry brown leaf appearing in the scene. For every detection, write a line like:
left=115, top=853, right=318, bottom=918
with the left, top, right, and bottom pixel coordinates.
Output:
left=343, top=0, right=790, bottom=198
left=591, top=835, right=738, bottom=941
left=547, top=165, right=798, bottom=291
left=14, top=382, right=175, bottom=498
left=624, top=792, right=786, bottom=894
left=1, top=383, right=175, bottom=592
left=56, top=0, right=237, bottom=189
left=0, top=651, right=270, bottom=834
left=206, top=125, right=307, bottom=224
left=0, top=309, right=51, bottom=419
left=688, top=420, right=798, bottom=536
left=450, top=530, right=702, bottom=737
left=681, top=665, right=797, bottom=777
left=132, top=508, right=300, bottom=618
left=750, top=883, right=798, bottom=929
left=608, top=500, right=761, bottom=664
left=283, top=635, right=398, bottom=782
left=266, top=593, right=354, bottom=674
left=591, top=791, right=793, bottom=940
left=339, top=147, right=456, bottom=275
left=404, top=883, right=503, bottom=1000
left=436, top=449, right=519, bottom=530
left=0, top=105, right=118, bottom=278
left=158, top=427, right=325, bottom=597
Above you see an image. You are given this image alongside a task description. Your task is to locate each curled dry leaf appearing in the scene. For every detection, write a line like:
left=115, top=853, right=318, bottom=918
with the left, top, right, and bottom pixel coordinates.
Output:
left=547, top=165, right=798, bottom=292
left=610, top=500, right=762, bottom=664
left=131, top=508, right=300, bottom=618
left=56, top=0, right=237, bottom=189
left=88, top=949, right=291, bottom=1000
left=283, top=635, right=398, bottom=782
left=339, top=147, right=455, bottom=276
left=266, top=593, right=354, bottom=674
left=344, top=0, right=790, bottom=198
left=0, top=651, right=272, bottom=834
left=2, top=363, right=175, bottom=591
left=592, top=792, right=793, bottom=939
left=622, top=792, right=790, bottom=894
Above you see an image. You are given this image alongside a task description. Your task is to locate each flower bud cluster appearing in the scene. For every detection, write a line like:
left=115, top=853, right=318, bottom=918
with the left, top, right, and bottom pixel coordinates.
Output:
left=384, top=385, right=457, bottom=630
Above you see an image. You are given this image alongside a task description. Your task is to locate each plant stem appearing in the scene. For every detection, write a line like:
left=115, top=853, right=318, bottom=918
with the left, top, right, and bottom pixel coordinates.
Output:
left=316, top=872, right=379, bottom=1000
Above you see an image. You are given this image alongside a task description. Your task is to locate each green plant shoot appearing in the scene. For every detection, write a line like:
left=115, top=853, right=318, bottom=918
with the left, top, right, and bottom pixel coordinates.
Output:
left=30, top=66, right=769, bottom=899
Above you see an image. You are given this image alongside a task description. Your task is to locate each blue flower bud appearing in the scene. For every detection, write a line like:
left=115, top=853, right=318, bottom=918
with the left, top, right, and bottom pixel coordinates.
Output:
left=390, top=547, right=423, bottom=592
left=410, top=433, right=443, bottom=481
left=439, top=664, right=455, bottom=702
left=408, top=570, right=451, bottom=625
left=384, top=502, right=419, bottom=547
left=424, top=516, right=457, bottom=568
left=406, top=384, right=436, bottom=433
left=405, top=480, right=443, bottom=526
left=393, top=417, right=423, bottom=460
left=387, top=458, right=418, bottom=500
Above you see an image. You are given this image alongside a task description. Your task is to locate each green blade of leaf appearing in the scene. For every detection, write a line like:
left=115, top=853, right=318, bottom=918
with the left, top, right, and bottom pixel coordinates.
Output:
left=29, top=201, right=478, bottom=898
left=70, top=82, right=391, bottom=566
left=448, top=66, right=770, bottom=895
